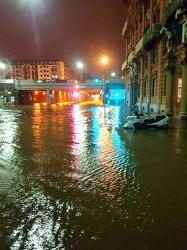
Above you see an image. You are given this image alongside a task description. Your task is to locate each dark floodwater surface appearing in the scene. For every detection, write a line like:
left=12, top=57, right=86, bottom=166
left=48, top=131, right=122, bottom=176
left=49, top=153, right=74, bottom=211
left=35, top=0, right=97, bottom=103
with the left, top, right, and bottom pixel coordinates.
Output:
left=1, top=105, right=187, bottom=250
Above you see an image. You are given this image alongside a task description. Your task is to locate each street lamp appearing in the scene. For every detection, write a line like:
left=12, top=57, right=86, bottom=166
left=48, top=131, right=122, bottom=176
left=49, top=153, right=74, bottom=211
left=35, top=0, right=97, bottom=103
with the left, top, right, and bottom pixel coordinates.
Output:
left=76, top=61, right=83, bottom=69
left=0, top=62, right=6, bottom=70
left=111, top=72, right=116, bottom=77
left=0, top=61, right=7, bottom=80
left=76, top=61, right=84, bottom=82
left=101, top=57, right=108, bottom=103
left=101, top=57, right=108, bottom=84
left=101, top=57, right=108, bottom=65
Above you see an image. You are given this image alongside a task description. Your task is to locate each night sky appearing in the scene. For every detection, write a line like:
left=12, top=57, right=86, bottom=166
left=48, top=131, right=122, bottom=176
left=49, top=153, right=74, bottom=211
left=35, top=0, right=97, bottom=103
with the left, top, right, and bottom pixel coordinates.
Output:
left=0, top=0, right=127, bottom=77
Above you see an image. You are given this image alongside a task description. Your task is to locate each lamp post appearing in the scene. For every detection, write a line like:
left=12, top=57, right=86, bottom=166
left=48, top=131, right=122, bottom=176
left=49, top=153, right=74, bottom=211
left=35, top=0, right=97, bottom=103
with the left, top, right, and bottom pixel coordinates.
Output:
left=0, top=61, right=6, bottom=79
left=101, top=57, right=108, bottom=103
left=76, top=61, right=84, bottom=82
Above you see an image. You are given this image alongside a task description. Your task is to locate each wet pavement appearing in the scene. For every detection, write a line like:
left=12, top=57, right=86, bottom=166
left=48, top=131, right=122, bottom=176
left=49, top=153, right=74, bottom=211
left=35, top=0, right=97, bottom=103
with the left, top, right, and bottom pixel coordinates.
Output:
left=0, top=104, right=187, bottom=250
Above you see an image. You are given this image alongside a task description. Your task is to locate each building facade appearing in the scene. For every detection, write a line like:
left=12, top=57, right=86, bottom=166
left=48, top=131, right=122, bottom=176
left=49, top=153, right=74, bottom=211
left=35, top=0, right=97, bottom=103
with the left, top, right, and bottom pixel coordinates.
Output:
left=9, top=60, right=72, bottom=81
left=122, top=0, right=187, bottom=118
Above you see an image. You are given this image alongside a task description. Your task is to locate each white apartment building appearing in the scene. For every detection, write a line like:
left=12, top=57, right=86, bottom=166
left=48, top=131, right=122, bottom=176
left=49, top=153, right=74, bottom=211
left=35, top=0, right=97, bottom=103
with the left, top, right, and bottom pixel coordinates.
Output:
left=9, top=60, right=71, bottom=81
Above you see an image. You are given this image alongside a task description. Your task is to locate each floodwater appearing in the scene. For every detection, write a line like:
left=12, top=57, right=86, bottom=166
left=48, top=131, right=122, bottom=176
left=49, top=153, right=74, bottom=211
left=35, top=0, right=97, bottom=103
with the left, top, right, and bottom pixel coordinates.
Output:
left=0, top=104, right=187, bottom=250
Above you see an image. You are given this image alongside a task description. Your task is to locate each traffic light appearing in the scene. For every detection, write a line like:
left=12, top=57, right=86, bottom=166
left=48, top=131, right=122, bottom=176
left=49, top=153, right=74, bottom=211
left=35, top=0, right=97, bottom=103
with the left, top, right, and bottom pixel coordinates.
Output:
left=94, top=76, right=99, bottom=83
left=49, top=90, right=53, bottom=98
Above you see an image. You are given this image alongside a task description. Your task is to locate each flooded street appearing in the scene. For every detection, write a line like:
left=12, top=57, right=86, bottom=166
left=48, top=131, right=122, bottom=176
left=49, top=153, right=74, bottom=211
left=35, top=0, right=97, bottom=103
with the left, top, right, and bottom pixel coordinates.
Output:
left=1, top=104, right=187, bottom=250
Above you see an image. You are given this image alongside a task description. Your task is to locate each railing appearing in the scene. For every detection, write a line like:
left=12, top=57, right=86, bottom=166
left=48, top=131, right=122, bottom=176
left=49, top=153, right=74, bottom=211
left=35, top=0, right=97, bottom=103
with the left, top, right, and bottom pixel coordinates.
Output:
left=122, top=60, right=127, bottom=71
left=128, top=51, right=135, bottom=63
left=163, top=0, right=182, bottom=21
left=122, top=21, right=128, bottom=37
left=135, top=37, right=143, bottom=55
left=145, top=9, right=150, bottom=20
left=143, top=23, right=162, bottom=45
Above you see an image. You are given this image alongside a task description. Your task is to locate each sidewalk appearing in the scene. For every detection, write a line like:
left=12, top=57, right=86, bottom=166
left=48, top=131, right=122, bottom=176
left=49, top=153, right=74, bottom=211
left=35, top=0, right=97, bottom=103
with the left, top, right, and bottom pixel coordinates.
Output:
left=168, top=115, right=187, bottom=129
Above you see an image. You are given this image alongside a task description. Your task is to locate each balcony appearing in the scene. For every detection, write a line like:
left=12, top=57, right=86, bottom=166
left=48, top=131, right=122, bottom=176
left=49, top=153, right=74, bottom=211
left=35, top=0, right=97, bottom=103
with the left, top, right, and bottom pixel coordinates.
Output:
left=163, top=0, right=183, bottom=22
left=135, top=37, right=143, bottom=55
left=137, top=0, right=147, bottom=3
left=143, top=23, right=162, bottom=51
left=128, top=51, right=135, bottom=63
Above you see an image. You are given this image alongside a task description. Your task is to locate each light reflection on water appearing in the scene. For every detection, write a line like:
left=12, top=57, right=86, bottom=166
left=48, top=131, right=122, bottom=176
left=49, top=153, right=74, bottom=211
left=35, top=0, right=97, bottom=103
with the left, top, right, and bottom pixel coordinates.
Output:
left=1, top=105, right=187, bottom=249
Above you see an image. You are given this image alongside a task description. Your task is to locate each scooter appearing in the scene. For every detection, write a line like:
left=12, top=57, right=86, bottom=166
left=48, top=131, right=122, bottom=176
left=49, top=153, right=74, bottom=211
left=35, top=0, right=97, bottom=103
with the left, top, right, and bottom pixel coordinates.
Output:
left=123, top=111, right=170, bottom=129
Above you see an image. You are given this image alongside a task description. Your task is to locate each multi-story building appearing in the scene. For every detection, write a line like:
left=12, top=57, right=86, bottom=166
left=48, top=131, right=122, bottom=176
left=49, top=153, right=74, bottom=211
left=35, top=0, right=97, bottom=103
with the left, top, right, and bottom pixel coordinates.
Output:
left=122, top=0, right=187, bottom=118
left=9, top=60, right=72, bottom=81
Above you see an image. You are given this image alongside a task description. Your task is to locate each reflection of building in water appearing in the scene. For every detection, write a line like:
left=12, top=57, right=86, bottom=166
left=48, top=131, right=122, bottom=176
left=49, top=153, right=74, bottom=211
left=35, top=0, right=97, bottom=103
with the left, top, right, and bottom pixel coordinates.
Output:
left=122, top=0, right=187, bottom=119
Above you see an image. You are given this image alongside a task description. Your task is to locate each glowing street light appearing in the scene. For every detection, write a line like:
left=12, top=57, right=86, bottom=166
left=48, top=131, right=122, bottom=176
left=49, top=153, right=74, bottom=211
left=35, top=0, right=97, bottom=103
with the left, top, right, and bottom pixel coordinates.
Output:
left=76, top=61, right=84, bottom=69
left=73, top=91, right=78, bottom=97
left=0, top=62, right=6, bottom=70
left=76, top=61, right=84, bottom=82
left=111, top=72, right=116, bottom=77
left=0, top=61, right=7, bottom=79
left=101, top=57, right=108, bottom=65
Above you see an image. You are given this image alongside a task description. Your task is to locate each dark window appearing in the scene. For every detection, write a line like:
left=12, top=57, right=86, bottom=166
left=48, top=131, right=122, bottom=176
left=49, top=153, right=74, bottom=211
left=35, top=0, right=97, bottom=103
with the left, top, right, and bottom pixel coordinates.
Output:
left=163, top=38, right=167, bottom=55
left=152, top=47, right=158, bottom=64
left=143, top=81, right=147, bottom=97
left=163, top=74, right=166, bottom=96
left=175, top=23, right=182, bottom=47
left=139, top=61, right=141, bottom=73
left=144, top=55, right=148, bottom=70
left=152, top=77, right=157, bottom=96
left=137, top=84, right=140, bottom=97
